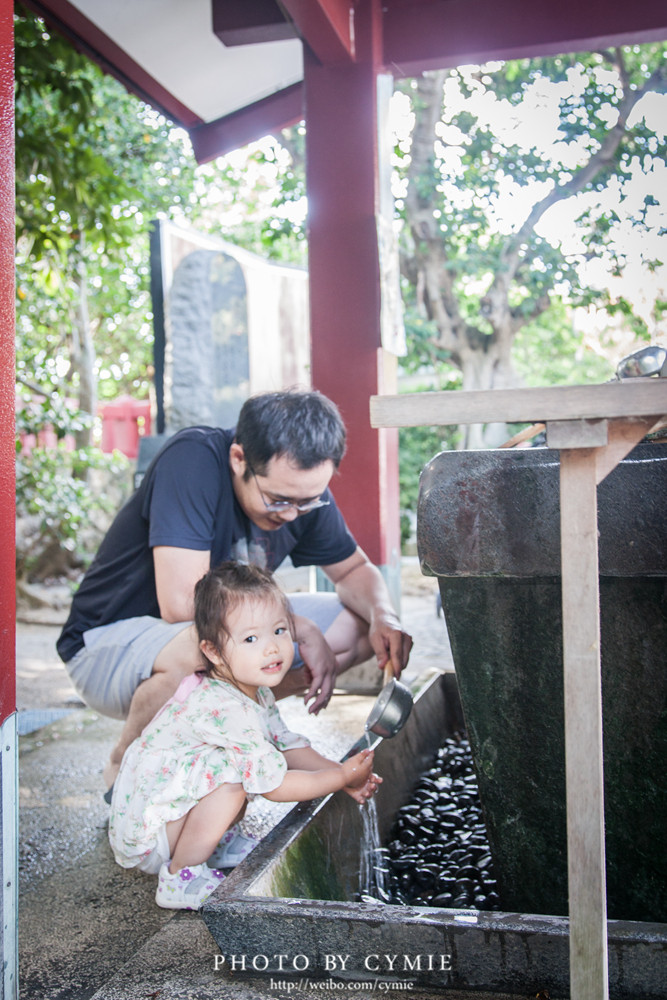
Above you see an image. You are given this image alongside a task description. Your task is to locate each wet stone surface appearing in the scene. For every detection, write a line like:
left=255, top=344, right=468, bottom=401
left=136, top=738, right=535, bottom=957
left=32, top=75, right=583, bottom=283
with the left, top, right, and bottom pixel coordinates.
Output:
left=382, top=733, right=500, bottom=909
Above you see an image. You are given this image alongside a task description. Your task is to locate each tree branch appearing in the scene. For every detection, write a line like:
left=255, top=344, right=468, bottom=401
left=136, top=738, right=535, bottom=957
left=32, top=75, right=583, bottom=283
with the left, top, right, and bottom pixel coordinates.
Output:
left=16, top=375, right=52, bottom=398
left=499, top=59, right=667, bottom=281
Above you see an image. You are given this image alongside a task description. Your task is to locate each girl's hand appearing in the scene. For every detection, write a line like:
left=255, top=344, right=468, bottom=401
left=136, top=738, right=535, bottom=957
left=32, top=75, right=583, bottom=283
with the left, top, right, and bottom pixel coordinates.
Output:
left=341, top=749, right=374, bottom=791
left=345, top=771, right=382, bottom=804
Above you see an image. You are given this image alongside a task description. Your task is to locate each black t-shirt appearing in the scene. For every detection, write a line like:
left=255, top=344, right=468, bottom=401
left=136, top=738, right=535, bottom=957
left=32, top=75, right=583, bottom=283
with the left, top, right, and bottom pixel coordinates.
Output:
left=56, top=426, right=357, bottom=662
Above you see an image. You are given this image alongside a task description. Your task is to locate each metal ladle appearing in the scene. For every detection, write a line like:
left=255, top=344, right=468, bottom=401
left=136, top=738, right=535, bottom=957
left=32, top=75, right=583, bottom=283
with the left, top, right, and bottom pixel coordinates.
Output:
left=615, top=344, right=667, bottom=379
left=365, top=661, right=413, bottom=738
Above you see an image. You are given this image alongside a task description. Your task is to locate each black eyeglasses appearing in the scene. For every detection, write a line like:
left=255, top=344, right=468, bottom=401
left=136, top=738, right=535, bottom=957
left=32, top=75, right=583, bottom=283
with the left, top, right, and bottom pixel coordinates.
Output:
left=250, top=468, right=330, bottom=515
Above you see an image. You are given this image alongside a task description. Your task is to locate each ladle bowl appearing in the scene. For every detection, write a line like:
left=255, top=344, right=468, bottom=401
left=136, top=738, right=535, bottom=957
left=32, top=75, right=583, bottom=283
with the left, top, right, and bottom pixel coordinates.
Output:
left=365, top=662, right=413, bottom=738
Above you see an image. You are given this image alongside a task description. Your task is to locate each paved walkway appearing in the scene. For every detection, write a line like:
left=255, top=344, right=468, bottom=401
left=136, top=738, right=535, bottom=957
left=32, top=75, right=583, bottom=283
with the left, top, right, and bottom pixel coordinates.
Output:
left=17, top=560, right=458, bottom=1000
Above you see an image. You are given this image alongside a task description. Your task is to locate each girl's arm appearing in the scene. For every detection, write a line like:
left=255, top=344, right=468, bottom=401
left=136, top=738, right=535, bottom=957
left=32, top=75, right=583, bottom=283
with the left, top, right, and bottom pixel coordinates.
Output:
left=262, top=748, right=378, bottom=804
left=281, top=746, right=341, bottom=771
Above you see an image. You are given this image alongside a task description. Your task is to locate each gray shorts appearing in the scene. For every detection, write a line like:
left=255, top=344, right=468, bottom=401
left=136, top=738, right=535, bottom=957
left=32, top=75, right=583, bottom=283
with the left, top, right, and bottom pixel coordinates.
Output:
left=65, top=592, right=345, bottom=720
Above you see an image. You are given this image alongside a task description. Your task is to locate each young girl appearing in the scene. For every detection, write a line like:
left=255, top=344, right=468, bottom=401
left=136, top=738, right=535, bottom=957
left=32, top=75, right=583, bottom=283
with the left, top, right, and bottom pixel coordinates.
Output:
left=108, top=561, right=380, bottom=911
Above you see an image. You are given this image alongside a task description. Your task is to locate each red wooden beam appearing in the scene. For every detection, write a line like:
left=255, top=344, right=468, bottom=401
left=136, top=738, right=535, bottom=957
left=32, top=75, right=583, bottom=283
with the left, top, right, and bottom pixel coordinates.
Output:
left=280, top=0, right=355, bottom=64
left=305, top=0, right=401, bottom=575
left=384, top=0, right=667, bottom=75
left=19, top=0, right=204, bottom=127
left=189, top=82, right=304, bottom=164
left=212, top=0, right=297, bottom=46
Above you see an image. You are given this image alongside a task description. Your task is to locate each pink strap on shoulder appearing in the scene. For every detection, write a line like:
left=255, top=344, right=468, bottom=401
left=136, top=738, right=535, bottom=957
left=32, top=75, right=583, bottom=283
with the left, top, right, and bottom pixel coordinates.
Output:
left=173, top=672, right=204, bottom=702
left=143, top=672, right=205, bottom=732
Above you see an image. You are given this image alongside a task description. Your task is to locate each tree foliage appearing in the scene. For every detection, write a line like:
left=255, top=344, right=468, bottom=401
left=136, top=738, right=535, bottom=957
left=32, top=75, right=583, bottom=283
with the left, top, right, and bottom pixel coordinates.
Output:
left=396, top=45, right=667, bottom=446
left=15, top=4, right=197, bottom=432
left=191, top=126, right=307, bottom=266
left=14, top=6, right=199, bottom=579
left=15, top=394, right=130, bottom=580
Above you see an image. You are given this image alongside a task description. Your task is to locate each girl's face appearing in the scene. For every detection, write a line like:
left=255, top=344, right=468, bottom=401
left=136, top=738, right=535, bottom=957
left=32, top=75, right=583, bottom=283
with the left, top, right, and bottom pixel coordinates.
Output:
left=203, top=595, right=295, bottom=701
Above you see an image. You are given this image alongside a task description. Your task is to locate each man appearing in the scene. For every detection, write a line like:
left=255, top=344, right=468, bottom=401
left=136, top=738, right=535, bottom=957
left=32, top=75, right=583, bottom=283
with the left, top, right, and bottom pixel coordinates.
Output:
left=57, top=389, right=413, bottom=803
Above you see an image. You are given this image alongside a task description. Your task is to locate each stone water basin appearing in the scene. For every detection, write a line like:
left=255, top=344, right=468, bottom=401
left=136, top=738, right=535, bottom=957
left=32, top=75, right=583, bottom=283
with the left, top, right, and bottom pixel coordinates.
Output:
left=202, top=670, right=667, bottom=997
left=418, top=442, right=667, bottom=927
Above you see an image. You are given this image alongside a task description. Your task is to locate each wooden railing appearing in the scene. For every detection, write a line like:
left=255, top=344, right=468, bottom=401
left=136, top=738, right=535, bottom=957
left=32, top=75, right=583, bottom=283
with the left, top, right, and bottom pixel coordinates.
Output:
left=371, top=378, right=667, bottom=1000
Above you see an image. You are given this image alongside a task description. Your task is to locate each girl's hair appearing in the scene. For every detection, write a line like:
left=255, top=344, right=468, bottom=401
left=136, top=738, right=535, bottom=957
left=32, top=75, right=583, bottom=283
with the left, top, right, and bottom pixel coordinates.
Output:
left=194, top=561, right=294, bottom=677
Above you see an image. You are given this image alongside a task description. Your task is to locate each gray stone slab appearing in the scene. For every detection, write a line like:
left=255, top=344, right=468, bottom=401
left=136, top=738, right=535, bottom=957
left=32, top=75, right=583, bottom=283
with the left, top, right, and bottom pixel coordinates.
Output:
left=166, top=249, right=250, bottom=431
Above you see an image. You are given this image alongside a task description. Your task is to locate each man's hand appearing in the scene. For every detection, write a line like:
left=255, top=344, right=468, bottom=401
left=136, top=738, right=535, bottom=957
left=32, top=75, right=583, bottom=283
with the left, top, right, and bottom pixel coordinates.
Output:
left=294, top=615, right=339, bottom=714
left=324, top=549, right=414, bottom=678
left=368, top=609, right=413, bottom=678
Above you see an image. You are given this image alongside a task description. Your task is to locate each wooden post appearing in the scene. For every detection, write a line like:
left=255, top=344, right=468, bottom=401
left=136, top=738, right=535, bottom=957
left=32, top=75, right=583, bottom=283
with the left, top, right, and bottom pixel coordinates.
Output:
left=559, top=447, right=609, bottom=1000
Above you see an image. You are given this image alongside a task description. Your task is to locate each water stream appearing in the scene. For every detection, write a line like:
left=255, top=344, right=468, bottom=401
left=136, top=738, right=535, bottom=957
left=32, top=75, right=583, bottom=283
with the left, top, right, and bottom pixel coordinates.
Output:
left=355, top=728, right=498, bottom=908
left=357, top=729, right=390, bottom=902
left=358, top=796, right=390, bottom=902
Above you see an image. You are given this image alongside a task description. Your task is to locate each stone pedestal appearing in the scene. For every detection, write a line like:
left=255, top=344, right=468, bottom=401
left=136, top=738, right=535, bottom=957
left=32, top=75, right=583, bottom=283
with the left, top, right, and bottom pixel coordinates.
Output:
left=151, top=223, right=310, bottom=433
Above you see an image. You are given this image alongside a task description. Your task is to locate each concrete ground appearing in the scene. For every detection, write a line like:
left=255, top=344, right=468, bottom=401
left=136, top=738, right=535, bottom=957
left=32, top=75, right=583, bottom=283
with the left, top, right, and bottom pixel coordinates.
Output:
left=20, top=560, right=508, bottom=1000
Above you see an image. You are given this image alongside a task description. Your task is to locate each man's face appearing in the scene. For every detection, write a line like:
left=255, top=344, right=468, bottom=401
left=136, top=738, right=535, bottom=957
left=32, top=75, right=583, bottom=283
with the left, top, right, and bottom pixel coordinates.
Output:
left=229, top=444, right=335, bottom=531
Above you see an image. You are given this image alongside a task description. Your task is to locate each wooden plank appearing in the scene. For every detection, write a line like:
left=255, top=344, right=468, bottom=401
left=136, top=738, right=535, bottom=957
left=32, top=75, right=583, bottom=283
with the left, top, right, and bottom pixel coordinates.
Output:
left=498, top=422, right=545, bottom=448
left=190, top=84, right=304, bottom=164
left=559, top=449, right=609, bottom=1000
left=370, top=379, right=667, bottom=428
left=383, top=0, right=667, bottom=76
left=212, top=0, right=297, bottom=46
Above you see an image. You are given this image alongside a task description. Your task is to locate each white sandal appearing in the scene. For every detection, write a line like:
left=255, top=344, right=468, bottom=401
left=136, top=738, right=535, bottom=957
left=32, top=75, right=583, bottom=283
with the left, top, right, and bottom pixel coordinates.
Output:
left=155, top=862, right=225, bottom=910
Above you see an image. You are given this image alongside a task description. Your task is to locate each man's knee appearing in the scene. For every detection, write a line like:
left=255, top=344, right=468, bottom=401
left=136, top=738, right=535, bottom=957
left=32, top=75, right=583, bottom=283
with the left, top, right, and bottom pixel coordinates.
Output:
left=152, top=623, right=202, bottom=679
left=325, top=609, right=372, bottom=667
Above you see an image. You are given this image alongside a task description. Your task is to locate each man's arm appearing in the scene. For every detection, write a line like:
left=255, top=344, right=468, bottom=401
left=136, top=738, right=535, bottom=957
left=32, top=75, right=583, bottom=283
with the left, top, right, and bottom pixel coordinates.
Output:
left=153, top=546, right=211, bottom=622
left=322, top=546, right=413, bottom=676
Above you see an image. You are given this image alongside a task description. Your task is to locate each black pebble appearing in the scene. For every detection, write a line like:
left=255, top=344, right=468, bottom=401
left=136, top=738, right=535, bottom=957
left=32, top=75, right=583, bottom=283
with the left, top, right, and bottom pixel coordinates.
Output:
left=384, top=732, right=500, bottom=910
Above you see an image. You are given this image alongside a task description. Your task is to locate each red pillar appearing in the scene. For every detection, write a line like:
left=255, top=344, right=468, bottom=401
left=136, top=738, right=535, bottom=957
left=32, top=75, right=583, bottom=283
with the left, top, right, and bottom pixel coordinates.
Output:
left=0, top=0, right=15, bottom=723
left=0, top=5, right=17, bottom=995
left=304, top=0, right=401, bottom=598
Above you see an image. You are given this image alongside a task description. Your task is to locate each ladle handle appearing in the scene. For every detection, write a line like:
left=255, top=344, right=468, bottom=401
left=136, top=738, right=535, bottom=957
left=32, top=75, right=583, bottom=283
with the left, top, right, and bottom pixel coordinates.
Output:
left=384, top=661, right=395, bottom=685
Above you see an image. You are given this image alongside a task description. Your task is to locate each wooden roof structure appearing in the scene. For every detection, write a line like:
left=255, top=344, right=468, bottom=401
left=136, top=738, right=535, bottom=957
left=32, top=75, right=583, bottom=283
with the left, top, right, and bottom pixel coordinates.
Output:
left=22, top=0, right=667, bottom=162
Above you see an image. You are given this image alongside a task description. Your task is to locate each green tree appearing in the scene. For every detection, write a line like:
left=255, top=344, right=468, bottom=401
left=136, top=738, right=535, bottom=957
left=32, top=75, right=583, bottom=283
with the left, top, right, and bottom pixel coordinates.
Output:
left=14, top=8, right=309, bottom=581
left=397, top=46, right=667, bottom=446
left=15, top=401, right=129, bottom=580
left=14, top=5, right=197, bottom=445
left=191, top=126, right=307, bottom=266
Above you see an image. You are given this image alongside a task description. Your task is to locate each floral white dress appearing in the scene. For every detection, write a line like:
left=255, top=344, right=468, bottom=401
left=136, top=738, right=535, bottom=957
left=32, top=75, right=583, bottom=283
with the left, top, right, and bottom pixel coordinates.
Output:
left=108, top=673, right=310, bottom=872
